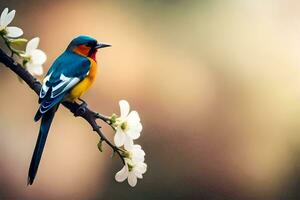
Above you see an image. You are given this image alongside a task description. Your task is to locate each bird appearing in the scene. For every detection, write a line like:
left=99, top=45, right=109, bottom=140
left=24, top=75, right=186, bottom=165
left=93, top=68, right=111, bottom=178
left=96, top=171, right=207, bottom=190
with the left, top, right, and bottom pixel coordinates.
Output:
left=27, top=35, right=111, bottom=185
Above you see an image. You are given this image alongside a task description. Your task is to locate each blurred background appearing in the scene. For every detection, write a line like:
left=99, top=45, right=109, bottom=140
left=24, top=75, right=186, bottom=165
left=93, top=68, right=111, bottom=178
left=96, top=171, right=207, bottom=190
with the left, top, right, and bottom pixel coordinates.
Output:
left=0, top=0, right=300, bottom=199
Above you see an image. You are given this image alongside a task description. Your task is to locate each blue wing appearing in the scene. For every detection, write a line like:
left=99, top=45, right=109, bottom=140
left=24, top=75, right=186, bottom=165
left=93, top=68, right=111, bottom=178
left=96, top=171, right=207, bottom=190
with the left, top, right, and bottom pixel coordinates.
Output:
left=34, top=51, right=91, bottom=121
left=29, top=52, right=91, bottom=184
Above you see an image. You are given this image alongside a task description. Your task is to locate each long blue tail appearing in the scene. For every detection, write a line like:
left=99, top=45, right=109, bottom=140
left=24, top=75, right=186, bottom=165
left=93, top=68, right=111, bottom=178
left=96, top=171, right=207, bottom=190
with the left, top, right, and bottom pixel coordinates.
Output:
left=27, top=108, right=56, bottom=185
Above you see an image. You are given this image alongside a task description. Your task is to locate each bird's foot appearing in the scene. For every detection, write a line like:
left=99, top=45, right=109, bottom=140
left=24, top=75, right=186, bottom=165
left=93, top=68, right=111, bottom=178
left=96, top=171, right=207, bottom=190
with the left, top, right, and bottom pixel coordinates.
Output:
left=75, top=98, right=87, bottom=116
left=78, top=98, right=86, bottom=104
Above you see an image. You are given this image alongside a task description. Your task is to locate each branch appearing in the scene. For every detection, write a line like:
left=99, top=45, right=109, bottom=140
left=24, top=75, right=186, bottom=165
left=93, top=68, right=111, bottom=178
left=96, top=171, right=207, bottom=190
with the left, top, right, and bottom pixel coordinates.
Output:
left=0, top=48, right=125, bottom=164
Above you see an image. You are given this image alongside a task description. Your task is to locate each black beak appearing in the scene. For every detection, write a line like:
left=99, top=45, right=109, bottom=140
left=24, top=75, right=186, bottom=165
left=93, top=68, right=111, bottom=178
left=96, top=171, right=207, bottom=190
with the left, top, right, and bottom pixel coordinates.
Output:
left=95, top=43, right=111, bottom=49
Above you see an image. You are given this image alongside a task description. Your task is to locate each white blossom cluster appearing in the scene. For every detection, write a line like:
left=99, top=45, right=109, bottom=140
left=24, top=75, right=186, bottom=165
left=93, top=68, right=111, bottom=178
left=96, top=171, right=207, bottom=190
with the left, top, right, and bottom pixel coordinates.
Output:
left=0, top=8, right=46, bottom=76
left=112, top=100, right=147, bottom=187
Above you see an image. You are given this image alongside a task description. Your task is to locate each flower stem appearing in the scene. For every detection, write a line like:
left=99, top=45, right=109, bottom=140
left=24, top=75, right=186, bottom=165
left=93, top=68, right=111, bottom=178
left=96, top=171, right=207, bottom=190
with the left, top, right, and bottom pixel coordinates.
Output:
left=1, top=35, right=16, bottom=57
left=95, top=112, right=117, bottom=131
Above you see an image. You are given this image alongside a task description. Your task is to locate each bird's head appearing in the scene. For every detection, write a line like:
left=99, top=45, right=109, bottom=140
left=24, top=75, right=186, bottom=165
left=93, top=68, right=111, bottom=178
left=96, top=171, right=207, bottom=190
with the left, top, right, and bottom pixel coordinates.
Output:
left=67, top=35, right=111, bottom=60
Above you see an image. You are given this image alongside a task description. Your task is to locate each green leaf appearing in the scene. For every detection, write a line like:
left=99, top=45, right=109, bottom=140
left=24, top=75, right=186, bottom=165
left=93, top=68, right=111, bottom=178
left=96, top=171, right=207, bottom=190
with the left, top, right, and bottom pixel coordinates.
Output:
left=97, top=140, right=103, bottom=152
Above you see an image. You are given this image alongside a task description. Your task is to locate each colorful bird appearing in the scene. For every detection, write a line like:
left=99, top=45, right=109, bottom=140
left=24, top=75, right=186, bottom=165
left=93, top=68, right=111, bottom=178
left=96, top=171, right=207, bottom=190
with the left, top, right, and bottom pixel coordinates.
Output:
left=28, top=35, right=111, bottom=185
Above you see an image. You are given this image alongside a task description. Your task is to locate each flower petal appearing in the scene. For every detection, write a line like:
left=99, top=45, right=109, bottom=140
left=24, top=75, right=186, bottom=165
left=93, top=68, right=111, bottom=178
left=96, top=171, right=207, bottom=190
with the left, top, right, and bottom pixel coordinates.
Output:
left=127, top=126, right=141, bottom=140
left=119, top=100, right=130, bottom=118
left=3, top=9, right=15, bottom=27
left=26, top=64, right=43, bottom=76
left=6, top=26, right=23, bottom=38
left=31, top=49, right=47, bottom=65
left=127, top=110, right=141, bottom=122
left=133, top=144, right=142, bottom=149
left=136, top=162, right=147, bottom=174
left=127, top=110, right=143, bottom=132
left=115, top=165, right=128, bottom=182
left=114, top=128, right=125, bottom=147
left=26, top=37, right=40, bottom=54
left=128, top=172, right=137, bottom=187
left=132, top=145, right=145, bottom=163
left=132, top=144, right=145, bottom=156
left=124, top=135, right=134, bottom=150
left=134, top=171, right=143, bottom=179
left=0, top=8, right=8, bottom=27
left=132, top=154, right=145, bottom=163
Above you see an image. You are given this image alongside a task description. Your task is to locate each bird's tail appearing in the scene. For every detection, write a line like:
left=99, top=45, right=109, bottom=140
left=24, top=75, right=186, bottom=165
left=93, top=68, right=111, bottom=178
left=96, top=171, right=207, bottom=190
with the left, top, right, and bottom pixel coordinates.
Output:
left=27, top=107, right=56, bottom=185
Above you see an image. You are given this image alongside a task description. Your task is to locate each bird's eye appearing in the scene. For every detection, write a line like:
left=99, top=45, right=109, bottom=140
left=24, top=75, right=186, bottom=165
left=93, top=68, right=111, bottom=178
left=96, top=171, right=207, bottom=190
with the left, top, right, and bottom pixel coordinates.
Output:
left=87, top=41, right=97, bottom=47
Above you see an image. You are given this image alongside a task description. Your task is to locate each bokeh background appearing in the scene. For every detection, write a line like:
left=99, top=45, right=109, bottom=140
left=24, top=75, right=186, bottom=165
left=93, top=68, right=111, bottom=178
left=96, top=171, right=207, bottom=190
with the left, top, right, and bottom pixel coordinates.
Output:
left=0, top=0, right=300, bottom=199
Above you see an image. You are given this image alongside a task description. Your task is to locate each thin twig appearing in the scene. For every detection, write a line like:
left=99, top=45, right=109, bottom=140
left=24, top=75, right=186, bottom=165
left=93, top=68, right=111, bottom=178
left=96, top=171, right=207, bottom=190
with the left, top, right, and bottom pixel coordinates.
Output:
left=0, top=35, right=23, bottom=57
left=0, top=47, right=125, bottom=164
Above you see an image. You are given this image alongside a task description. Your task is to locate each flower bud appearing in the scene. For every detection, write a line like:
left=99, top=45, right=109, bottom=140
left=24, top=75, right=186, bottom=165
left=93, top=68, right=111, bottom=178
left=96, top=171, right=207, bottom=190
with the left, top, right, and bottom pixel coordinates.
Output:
left=9, top=38, right=27, bottom=46
left=110, top=113, right=117, bottom=124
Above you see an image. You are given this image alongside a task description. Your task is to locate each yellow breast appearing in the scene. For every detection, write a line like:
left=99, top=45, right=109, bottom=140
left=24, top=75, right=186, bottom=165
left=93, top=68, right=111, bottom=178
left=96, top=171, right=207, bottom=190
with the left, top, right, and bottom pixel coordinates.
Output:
left=68, top=58, right=98, bottom=102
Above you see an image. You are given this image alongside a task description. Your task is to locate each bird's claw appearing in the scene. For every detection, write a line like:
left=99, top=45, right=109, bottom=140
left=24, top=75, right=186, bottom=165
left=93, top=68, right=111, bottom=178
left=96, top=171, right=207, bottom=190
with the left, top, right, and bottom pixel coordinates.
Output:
left=78, top=98, right=86, bottom=104
left=75, top=101, right=87, bottom=116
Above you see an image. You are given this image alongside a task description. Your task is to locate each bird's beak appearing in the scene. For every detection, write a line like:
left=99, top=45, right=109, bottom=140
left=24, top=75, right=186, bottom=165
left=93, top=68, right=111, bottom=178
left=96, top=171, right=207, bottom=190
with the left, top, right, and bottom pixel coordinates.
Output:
left=95, top=43, right=111, bottom=49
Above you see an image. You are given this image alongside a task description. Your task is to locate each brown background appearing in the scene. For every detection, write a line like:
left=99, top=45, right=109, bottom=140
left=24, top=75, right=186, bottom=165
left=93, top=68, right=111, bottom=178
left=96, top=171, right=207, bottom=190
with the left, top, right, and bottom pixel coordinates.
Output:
left=0, top=0, right=300, bottom=199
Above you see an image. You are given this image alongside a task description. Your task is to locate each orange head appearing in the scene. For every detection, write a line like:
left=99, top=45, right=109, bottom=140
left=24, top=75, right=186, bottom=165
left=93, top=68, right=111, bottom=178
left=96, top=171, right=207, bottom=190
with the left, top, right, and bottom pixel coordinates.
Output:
left=67, top=35, right=111, bottom=60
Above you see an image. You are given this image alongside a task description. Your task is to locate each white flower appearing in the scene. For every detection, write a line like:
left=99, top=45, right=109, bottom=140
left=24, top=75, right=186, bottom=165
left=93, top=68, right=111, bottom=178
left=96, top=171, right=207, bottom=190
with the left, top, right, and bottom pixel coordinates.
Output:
left=115, top=145, right=147, bottom=187
left=0, top=8, right=23, bottom=38
left=113, top=100, right=143, bottom=150
left=130, top=144, right=145, bottom=163
left=22, top=37, right=47, bottom=76
left=115, top=162, right=147, bottom=187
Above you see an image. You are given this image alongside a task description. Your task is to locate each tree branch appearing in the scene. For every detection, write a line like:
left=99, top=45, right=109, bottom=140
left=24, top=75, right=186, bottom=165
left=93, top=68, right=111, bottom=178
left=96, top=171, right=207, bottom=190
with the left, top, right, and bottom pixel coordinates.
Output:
left=0, top=48, right=125, bottom=164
